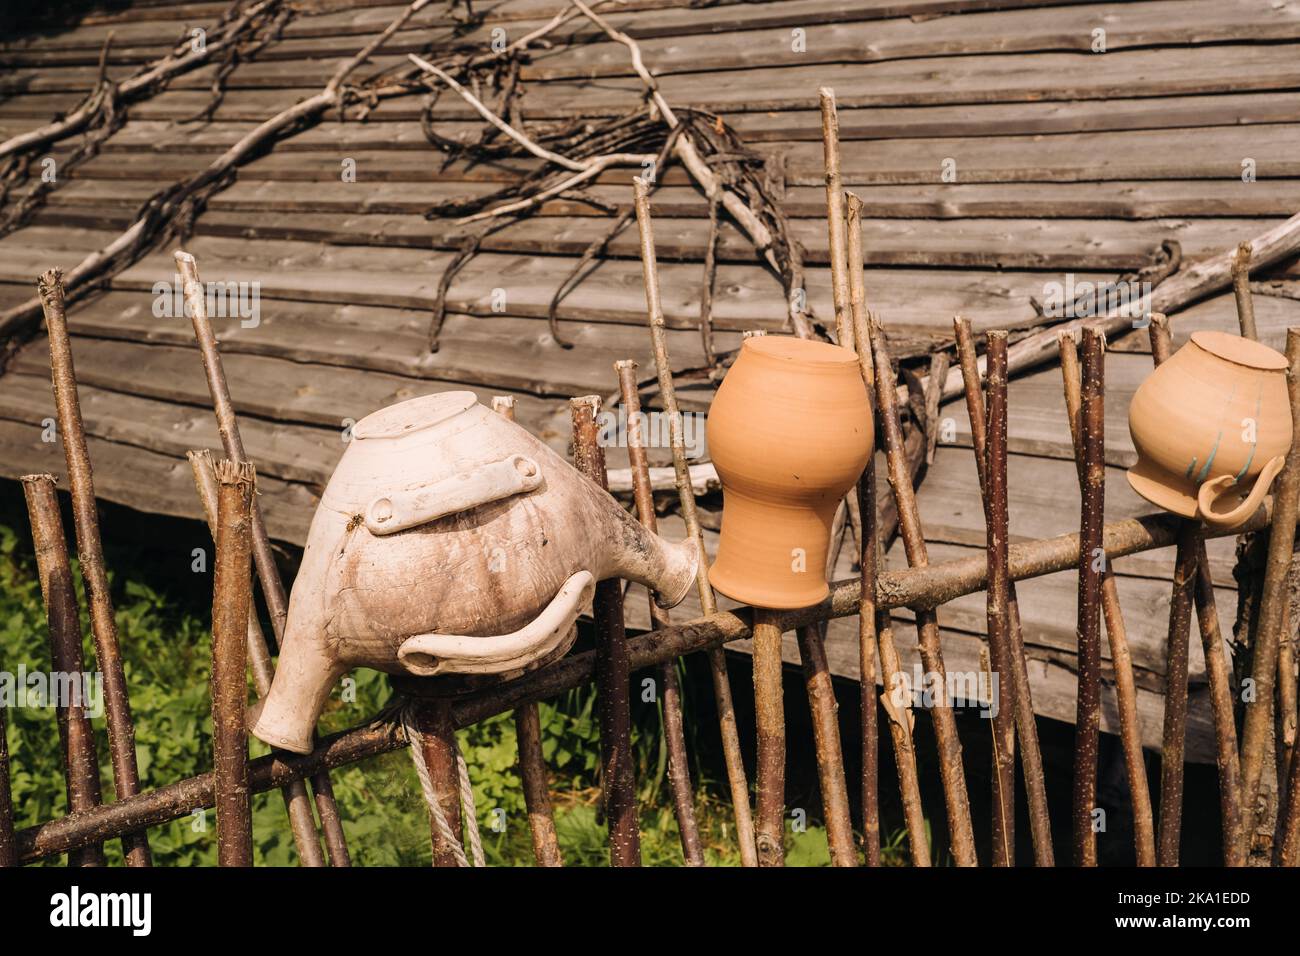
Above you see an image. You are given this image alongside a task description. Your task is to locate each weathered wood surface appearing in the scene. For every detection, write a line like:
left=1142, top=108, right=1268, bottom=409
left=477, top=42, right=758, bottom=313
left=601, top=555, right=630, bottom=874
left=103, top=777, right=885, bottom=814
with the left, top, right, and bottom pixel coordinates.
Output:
left=0, top=0, right=1293, bottom=771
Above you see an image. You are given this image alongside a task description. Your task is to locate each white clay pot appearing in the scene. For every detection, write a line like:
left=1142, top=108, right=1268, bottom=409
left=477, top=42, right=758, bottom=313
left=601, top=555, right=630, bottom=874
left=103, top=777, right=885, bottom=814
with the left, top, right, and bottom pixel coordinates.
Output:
left=250, top=392, right=698, bottom=753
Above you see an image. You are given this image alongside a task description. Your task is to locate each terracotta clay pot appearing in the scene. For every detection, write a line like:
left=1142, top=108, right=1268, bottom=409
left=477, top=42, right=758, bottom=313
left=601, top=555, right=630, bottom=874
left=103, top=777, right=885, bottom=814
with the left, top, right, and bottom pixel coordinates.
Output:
left=250, top=391, right=698, bottom=754
left=707, top=336, right=873, bottom=609
left=1128, top=330, right=1292, bottom=529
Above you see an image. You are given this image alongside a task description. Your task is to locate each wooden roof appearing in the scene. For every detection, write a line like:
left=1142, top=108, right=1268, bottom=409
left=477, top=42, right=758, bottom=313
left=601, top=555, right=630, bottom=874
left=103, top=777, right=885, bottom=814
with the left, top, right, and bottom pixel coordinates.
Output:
left=4, top=0, right=1300, bottom=761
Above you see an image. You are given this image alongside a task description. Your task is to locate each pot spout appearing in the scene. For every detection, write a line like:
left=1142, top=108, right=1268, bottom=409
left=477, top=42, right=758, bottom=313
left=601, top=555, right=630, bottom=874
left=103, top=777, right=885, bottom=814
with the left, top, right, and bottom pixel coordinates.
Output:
left=609, top=506, right=699, bottom=609
left=248, top=633, right=346, bottom=755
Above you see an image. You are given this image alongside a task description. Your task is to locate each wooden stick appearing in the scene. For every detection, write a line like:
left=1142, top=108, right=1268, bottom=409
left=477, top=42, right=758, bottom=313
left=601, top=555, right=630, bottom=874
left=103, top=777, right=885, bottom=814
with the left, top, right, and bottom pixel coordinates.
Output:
left=175, top=251, right=351, bottom=867
left=213, top=461, right=255, bottom=867
left=751, top=611, right=786, bottom=866
left=1147, top=314, right=1244, bottom=867
left=1239, top=327, right=1300, bottom=856
left=1233, top=243, right=1258, bottom=342
left=1058, top=334, right=1156, bottom=867
left=875, top=617, right=931, bottom=866
left=413, top=700, right=464, bottom=867
left=632, top=177, right=758, bottom=867
left=954, top=319, right=1054, bottom=866
left=1073, top=327, right=1106, bottom=867
left=21, top=475, right=108, bottom=868
left=612, top=362, right=705, bottom=866
left=869, top=315, right=978, bottom=866
left=819, top=87, right=853, bottom=351
left=571, top=395, right=641, bottom=866
left=0, top=685, right=12, bottom=867
left=845, top=193, right=889, bottom=866
left=187, top=451, right=327, bottom=867
left=488, top=397, right=564, bottom=867
left=796, top=622, right=858, bottom=866
left=982, top=332, right=1018, bottom=866
left=38, top=269, right=151, bottom=867
left=15, top=501, right=1278, bottom=865
left=930, top=213, right=1300, bottom=403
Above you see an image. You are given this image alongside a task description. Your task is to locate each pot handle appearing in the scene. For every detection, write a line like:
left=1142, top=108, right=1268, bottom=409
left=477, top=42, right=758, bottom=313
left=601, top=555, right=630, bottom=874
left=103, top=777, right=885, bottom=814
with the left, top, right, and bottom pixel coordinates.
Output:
left=396, top=570, right=595, bottom=676
left=365, top=454, right=542, bottom=535
left=1196, top=455, right=1286, bottom=529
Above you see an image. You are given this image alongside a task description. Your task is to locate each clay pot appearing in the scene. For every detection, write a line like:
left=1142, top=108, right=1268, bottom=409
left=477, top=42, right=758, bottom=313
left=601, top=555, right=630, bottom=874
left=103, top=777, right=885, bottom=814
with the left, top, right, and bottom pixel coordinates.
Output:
left=1128, top=330, right=1292, bottom=529
left=707, top=336, right=873, bottom=609
left=250, top=391, right=698, bottom=754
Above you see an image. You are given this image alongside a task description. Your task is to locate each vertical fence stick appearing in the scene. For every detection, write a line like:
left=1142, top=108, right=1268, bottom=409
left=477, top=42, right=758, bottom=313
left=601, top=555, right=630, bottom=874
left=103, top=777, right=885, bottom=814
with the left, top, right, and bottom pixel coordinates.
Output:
left=751, top=611, right=786, bottom=866
left=38, top=269, right=151, bottom=868
left=413, top=700, right=465, bottom=867
left=1278, top=621, right=1297, bottom=814
left=632, top=177, right=758, bottom=867
left=213, top=461, right=255, bottom=867
left=981, top=332, right=1018, bottom=866
left=845, top=199, right=883, bottom=865
left=175, top=250, right=351, bottom=867
left=955, top=319, right=1055, bottom=866
left=1058, top=335, right=1157, bottom=866
left=1147, top=314, right=1245, bottom=866
left=188, top=451, right=327, bottom=867
left=1239, top=327, right=1300, bottom=855
left=571, top=395, right=641, bottom=866
left=1073, top=327, right=1106, bottom=867
left=869, top=315, right=978, bottom=866
left=21, top=475, right=108, bottom=868
left=0, top=667, right=14, bottom=867
left=819, top=86, right=853, bottom=352
left=489, top=397, right=564, bottom=868
left=1232, top=243, right=1258, bottom=343
left=612, top=363, right=705, bottom=866
left=796, top=622, right=858, bottom=866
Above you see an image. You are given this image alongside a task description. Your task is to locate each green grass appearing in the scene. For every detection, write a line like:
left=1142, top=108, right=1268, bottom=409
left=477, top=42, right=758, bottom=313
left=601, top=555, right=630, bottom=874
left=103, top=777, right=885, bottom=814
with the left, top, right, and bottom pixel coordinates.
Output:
left=0, top=514, right=883, bottom=866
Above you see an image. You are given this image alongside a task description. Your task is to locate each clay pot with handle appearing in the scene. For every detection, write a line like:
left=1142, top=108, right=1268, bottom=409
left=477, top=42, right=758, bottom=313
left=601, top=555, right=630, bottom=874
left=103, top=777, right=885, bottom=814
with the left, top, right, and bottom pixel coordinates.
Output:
left=249, top=392, right=698, bottom=754
left=706, top=336, right=873, bottom=609
left=1128, top=330, right=1292, bottom=529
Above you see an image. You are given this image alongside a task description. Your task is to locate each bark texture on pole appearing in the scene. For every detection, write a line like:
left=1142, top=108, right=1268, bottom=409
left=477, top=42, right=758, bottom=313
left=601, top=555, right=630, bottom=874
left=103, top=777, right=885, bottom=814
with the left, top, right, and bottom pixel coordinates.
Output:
left=957, top=319, right=1054, bottom=866
left=819, top=86, right=853, bottom=352
left=212, top=461, right=255, bottom=868
left=1073, top=327, right=1106, bottom=867
left=613, top=362, right=704, bottom=866
left=0, top=670, right=14, bottom=867
left=21, top=474, right=108, bottom=868
left=983, top=332, right=1017, bottom=866
left=413, top=700, right=464, bottom=867
left=1059, top=334, right=1156, bottom=867
left=797, top=623, right=858, bottom=866
left=1147, top=314, right=1243, bottom=867
left=490, top=396, right=564, bottom=867
left=176, top=251, right=350, bottom=867
left=187, top=450, right=326, bottom=867
left=751, top=611, right=786, bottom=866
left=869, top=316, right=978, bottom=866
left=1157, top=523, right=1196, bottom=867
left=571, top=395, right=641, bottom=866
left=38, top=269, right=151, bottom=868
left=1232, top=243, right=1258, bottom=343
left=633, top=177, right=757, bottom=866
left=1239, top=327, right=1300, bottom=857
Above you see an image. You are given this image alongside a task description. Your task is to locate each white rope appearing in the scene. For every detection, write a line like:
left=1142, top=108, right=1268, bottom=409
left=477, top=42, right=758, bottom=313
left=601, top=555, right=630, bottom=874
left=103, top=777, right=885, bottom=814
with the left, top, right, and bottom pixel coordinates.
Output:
left=401, top=703, right=475, bottom=867
left=457, top=747, right=486, bottom=867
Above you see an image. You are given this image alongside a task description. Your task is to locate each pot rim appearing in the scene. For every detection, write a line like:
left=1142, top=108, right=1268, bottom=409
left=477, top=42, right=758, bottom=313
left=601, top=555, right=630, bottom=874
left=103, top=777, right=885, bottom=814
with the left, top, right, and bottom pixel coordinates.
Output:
left=742, top=334, right=858, bottom=367
left=353, top=391, right=478, bottom=440
left=1189, top=330, right=1288, bottom=372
